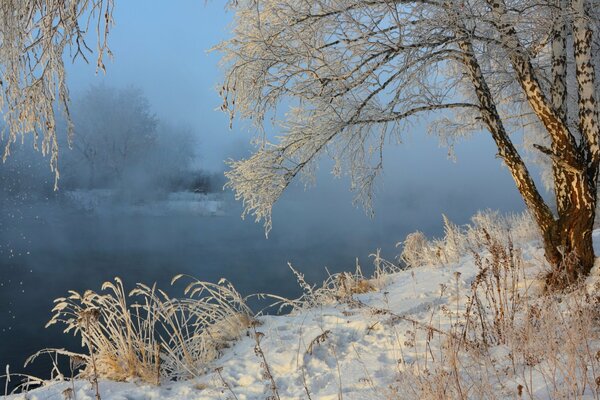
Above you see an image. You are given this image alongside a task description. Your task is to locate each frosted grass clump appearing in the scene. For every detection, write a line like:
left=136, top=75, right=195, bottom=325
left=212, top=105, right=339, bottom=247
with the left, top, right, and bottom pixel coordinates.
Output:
left=400, top=210, right=540, bottom=268
left=42, top=276, right=253, bottom=383
left=282, top=252, right=402, bottom=312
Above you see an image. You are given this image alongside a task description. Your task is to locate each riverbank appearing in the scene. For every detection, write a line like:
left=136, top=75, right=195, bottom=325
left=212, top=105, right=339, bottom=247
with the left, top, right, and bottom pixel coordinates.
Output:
left=7, top=212, right=600, bottom=399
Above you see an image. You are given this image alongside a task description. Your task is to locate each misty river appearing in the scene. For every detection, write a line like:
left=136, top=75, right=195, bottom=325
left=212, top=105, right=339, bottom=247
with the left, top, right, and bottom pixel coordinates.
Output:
left=0, top=166, right=526, bottom=385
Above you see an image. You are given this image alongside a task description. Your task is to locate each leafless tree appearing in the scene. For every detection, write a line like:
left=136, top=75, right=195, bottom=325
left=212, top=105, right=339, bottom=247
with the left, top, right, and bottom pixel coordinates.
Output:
left=1, top=0, right=599, bottom=286
left=216, top=0, right=600, bottom=284
left=66, top=85, right=158, bottom=187
left=0, top=0, right=114, bottom=187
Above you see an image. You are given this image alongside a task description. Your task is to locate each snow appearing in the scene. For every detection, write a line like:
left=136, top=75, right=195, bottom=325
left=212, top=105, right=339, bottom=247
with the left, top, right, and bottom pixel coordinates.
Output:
left=64, top=190, right=226, bottom=217
left=7, top=235, right=600, bottom=399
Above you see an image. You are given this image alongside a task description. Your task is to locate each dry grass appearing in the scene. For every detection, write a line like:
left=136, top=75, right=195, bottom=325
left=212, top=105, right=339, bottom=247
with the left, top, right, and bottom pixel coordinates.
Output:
left=400, top=210, right=539, bottom=268
left=283, top=253, right=401, bottom=312
left=36, top=275, right=253, bottom=385
left=10, top=210, right=600, bottom=400
left=389, top=228, right=600, bottom=399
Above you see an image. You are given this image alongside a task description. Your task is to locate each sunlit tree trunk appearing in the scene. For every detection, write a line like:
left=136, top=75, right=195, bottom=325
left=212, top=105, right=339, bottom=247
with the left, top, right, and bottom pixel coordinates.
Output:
left=451, top=0, right=598, bottom=284
left=482, top=0, right=599, bottom=283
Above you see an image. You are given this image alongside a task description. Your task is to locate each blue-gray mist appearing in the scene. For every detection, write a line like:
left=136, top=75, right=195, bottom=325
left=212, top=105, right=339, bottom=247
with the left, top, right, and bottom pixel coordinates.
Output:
left=0, top=0, right=532, bottom=389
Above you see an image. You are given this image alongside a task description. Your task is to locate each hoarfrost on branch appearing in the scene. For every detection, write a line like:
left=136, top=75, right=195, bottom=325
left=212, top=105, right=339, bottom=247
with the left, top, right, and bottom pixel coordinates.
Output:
left=216, top=0, right=600, bottom=236
left=0, top=0, right=114, bottom=187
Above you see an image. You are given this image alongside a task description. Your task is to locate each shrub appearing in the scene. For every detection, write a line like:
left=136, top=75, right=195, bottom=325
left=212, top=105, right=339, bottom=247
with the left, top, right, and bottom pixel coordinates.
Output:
left=399, top=210, right=540, bottom=268
left=40, top=276, right=253, bottom=383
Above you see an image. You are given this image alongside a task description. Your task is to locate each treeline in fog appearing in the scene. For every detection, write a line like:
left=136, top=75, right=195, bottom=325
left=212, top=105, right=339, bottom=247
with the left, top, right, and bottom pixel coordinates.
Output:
left=0, top=85, right=224, bottom=204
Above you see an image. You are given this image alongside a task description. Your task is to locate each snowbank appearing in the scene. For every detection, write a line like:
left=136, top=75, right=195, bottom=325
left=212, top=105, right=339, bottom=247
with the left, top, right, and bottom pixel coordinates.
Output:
left=7, top=230, right=600, bottom=399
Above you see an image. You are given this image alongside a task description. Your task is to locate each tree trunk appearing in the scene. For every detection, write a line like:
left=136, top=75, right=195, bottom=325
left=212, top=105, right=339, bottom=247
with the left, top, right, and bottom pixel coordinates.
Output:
left=543, top=0, right=600, bottom=286
left=457, top=33, right=596, bottom=287
left=480, top=0, right=598, bottom=286
left=448, top=0, right=598, bottom=289
left=542, top=203, right=596, bottom=287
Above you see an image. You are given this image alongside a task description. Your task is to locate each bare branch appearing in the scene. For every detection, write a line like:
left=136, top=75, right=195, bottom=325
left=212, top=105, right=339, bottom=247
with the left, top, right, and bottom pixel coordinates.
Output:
left=0, top=0, right=114, bottom=187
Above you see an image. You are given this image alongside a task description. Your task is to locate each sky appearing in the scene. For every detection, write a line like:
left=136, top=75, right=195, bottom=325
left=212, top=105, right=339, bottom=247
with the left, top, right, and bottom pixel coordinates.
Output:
left=0, top=3, right=536, bottom=379
left=66, top=1, right=237, bottom=168
left=64, top=0, right=534, bottom=227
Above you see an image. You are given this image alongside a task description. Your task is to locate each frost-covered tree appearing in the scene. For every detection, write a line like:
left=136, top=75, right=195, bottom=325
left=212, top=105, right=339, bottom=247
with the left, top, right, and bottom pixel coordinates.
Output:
left=59, top=85, right=200, bottom=198
left=2, top=1, right=599, bottom=285
left=0, top=0, right=114, bottom=187
left=65, top=85, right=158, bottom=188
left=216, top=0, right=600, bottom=283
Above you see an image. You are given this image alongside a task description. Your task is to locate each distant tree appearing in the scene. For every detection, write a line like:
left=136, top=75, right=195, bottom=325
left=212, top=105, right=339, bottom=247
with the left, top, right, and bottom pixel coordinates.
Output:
left=215, top=0, right=600, bottom=285
left=60, top=85, right=201, bottom=199
left=63, top=85, right=158, bottom=188
left=1, top=83, right=202, bottom=200
left=2, top=1, right=600, bottom=286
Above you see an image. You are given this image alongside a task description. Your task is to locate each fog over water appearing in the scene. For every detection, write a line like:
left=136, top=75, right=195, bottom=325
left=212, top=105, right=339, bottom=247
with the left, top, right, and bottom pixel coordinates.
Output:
left=0, top=0, right=534, bottom=385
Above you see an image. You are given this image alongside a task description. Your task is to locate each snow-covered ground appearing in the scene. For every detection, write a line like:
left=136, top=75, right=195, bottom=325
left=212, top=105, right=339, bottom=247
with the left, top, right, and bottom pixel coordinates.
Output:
left=7, top=228, right=600, bottom=399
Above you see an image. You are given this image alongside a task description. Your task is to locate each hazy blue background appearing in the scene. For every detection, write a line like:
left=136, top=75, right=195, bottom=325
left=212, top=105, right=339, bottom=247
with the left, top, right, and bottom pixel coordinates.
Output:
left=0, top=0, right=533, bottom=387
left=63, top=0, right=528, bottom=222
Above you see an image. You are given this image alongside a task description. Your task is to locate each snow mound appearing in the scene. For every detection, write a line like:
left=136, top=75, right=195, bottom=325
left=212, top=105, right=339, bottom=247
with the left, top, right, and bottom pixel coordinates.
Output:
left=8, top=231, right=600, bottom=399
